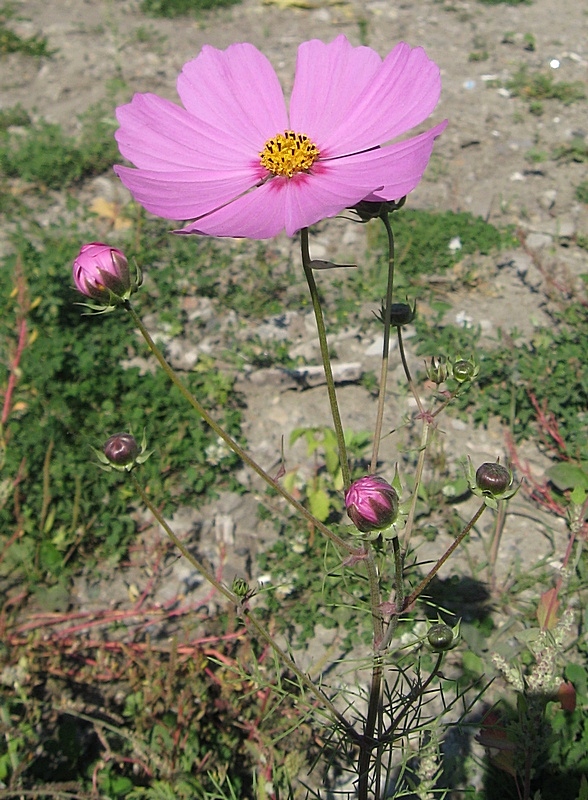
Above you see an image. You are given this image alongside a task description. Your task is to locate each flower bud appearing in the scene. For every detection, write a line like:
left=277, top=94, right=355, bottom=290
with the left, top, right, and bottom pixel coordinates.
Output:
left=103, top=432, right=140, bottom=468
left=350, top=196, right=407, bottom=222
left=427, top=623, right=455, bottom=651
left=232, top=577, right=251, bottom=599
left=426, top=356, right=449, bottom=385
left=345, top=475, right=399, bottom=534
left=451, top=357, right=479, bottom=384
left=73, top=242, right=136, bottom=305
left=389, top=302, right=415, bottom=326
left=476, top=462, right=512, bottom=496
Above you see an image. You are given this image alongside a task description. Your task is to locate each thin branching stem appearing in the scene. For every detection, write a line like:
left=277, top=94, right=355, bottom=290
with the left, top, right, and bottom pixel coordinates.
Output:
left=300, top=228, right=350, bottom=488
left=404, top=501, right=487, bottom=609
left=125, top=300, right=356, bottom=555
left=369, top=211, right=395, bottom=474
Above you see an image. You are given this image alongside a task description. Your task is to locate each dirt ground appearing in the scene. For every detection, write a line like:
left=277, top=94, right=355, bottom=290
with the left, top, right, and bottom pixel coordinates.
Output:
left=2, top=0, right=587, bottom=620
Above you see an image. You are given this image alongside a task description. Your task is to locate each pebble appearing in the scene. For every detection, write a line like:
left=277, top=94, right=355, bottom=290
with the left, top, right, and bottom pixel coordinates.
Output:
left=525, top=232, right=553, bottom=250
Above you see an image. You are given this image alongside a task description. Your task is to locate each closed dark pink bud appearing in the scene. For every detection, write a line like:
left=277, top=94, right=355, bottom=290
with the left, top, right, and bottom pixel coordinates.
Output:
left=73, top=242, right=131, bottom=303
left=476, top=462, right=511, bottom=495
left=345, top=475, right=399, bottom=533
left=103, top=432, right=139, bottom=467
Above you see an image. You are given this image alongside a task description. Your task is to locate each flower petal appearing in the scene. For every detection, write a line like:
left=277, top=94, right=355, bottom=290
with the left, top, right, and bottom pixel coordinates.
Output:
left=344, top=120, right=449, bottom=201
left=113, top=164, right=262, bottom=221
left=176, top=179, right=289, bottom=239
left=291, top=36, right=442, bottom=156
left=177, top=43, right=289, bottom=145
left=115, top=93, right=255, bottom=169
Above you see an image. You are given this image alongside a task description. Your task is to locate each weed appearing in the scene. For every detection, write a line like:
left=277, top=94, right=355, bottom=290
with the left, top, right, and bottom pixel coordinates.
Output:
left=140, top=0, right=241, bottom=17
left=0, top=230, right=243, bottom=603
left=552, top=137, right=588, bottom=163
left=0, top=111, right=119, bottom=189
left=576, top=181, right=588, bottom=204
left=0, top=104, right=31, bottom=131
left=507, top=66, right=586, bottom=107
left=0, top=7, right=52, bottom=57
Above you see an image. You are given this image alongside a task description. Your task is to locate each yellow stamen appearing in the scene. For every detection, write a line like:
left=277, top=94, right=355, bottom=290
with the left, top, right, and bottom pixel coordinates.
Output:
left=260, top=130, right=320, bottom=178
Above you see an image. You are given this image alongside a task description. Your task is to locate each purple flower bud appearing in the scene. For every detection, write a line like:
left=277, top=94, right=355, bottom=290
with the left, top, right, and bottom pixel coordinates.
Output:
left=345, top=475, right=399, bottom=533
left=103, top=432, right=140, bottom=468
left=72, top=242, right=131, bottom=303
left=475, top=462, right=512, bottom=496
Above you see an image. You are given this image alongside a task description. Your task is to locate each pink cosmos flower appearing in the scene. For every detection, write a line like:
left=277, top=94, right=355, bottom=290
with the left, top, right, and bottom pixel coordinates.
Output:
left=72, top=243, right=131, bottom=302
left=114, top=35, right=447, bottom=239
left=345, top=475, right=399, bottom=533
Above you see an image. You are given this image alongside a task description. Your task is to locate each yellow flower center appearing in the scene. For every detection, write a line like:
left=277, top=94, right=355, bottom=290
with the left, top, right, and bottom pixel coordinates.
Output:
left=259, top=130, right=320, bottom=178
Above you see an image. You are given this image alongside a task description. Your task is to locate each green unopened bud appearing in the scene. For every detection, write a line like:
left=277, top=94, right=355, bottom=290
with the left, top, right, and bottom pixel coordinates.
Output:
left=427, top=621, right=460, bottom=651
left=232, top=577, right=250, bottom=599
left=451, top=356, right=479, bottom=384
left=426, top=356, right=449, bottom=385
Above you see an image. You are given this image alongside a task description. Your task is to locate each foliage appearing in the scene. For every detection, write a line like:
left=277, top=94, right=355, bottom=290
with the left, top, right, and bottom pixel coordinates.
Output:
left=463, top=304, right=588, bottom=459
left=0, top=5, right=52, bottom=57
left=257, top=523, right=373, bottom=647
left=553, top=137, right=588, bottom=164
left=576, top=181, right=588, bottom=204
left=0, top=103, right=31, bottom=131
left=507, top=67, right=586, bottom=111
left=140, top=0, right=241, bottom=17
left=0, top=231, right=242, bottom=603
left=0, top=630, right=308, bottom=797
left=0, top=106, right=119, bottom=189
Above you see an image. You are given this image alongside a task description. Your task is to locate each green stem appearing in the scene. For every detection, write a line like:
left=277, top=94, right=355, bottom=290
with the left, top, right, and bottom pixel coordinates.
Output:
left=488, top=498, right=506, bottom=593
left=300, top=229, right=350, bottom=489
left=381, top=651, right=444, bottom=742
left=369, top=211, right=395, bottom=474
left=131, top=471, right=357, bottom=740
left=397, top=326, right=425, bottom=416
left=401, top=419, right=433, bottom=554
left=404, top=502, right=487, bottom=610
left=378, top=535, right=405, bottom=652
left=131, top=473, right=234, bottom=602
left=358, top=545, right=384, bottom=800
left=124, top=300, right=355, bottom=556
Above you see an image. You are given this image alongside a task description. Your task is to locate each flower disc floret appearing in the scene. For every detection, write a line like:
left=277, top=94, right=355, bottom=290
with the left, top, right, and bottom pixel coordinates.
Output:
left=114, top=36, right=447, bottom=239
left=260, top=130, right=320, bottom=178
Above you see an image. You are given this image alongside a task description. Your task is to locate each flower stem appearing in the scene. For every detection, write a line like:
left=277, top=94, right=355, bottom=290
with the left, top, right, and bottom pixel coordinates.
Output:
left=397, top=325, right=425, bottom=417
left=404, top=501, right=487, bottom=610
left=131, top=473, right=235, bottom=602
left=358, top=545, right=384, bottom=800
left=369, top=211, right=395, bottom=474
left=300, top=228, right=350, bottom=489
left=124, top=300, right=355, bottom=555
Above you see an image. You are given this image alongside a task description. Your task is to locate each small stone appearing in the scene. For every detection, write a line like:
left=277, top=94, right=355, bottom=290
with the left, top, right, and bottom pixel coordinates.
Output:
left=538, top=190, right=557, bottom=211
left=525, top=232, right=552, bottom=250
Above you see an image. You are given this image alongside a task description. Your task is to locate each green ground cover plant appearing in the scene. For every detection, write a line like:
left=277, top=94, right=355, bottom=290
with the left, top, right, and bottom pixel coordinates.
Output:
left=0, top=4, right=52, bottom=56
left=0, top=107, right=120, bottom=190
left=140, top=0, right=241, bottom=18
